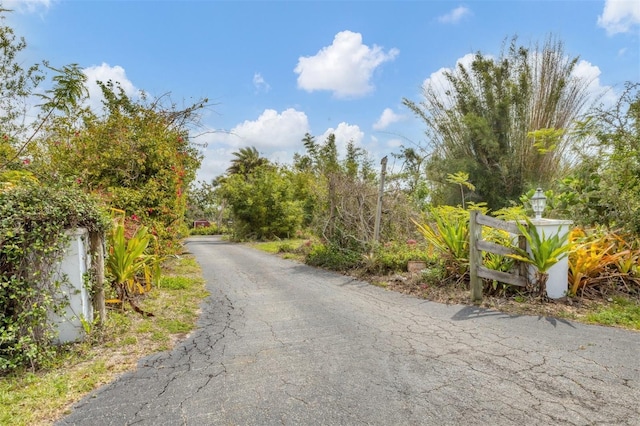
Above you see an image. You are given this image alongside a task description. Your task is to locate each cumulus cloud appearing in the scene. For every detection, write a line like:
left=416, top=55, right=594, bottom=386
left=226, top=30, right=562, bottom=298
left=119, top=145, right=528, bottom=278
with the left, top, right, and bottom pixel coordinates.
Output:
left=438, top=6, right=471, bottom=24
left=373, top=108, right=404, bottom=130
left=196, top=108, right=310, bottom=181
left=571, top=59, right=616, bottom=107
left=197, top=146, right=236, bottom=183
left=294, top=30, right=399, bottom=98
left=252, top=72, right=270, bottom=93
left=224, top=108, right=310, bottom=149
left=82, top=63, right=138, bottom=112
left=598, top=0, right=640, bottom=35
left=320, top=122, right=365, bottom=156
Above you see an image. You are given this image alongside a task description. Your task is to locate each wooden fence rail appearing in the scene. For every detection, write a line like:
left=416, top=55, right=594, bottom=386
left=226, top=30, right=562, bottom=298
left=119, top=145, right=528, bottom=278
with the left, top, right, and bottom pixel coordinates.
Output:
left=469, top=210, right=529, bottom=302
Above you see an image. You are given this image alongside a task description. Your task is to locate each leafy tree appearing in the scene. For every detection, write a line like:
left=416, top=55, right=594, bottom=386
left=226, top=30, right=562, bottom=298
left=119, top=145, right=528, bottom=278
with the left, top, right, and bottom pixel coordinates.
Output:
left=226, top=146, right=268, bottom=176
left=559, top=82, right=640, bottom=234
left=219, top=164, right=304, bottom=240
left=388, top=146, right=430, bottom=210
left=0, top=9, right=43, bottom=132
left=34, top=81, right=207, bottom=250
left=404, top=35, right=593, bottom=208
left=294, top=133, right=412, bottom=251
left=0, top=9, right=44, bottom=171
left=186, top=180, right=220, bottom=223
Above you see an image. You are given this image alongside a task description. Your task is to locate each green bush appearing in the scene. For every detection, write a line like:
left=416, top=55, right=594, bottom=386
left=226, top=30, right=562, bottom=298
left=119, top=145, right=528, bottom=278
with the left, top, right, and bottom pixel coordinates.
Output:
left=219, top=165, right=304, bottom=240
left=305, top=242, right=362, bottom=271
left=421, top=264, right=447, bottom=286
left=189, top=224, right=221, bottom=236
left=368, top=241, right=435, bottom=274
left=0, top=182, right=109, bottom=373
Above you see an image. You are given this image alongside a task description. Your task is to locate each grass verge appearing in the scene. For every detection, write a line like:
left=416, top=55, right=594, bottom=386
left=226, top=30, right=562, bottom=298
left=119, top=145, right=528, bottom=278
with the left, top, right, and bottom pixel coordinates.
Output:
left=0, top=254, right=208, bottom=426
left=585, top=297, right=640, bottom=329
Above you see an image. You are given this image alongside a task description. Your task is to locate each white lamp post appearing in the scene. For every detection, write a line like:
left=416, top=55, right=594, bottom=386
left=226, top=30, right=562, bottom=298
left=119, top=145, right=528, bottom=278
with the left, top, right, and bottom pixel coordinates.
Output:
left=525, top=187, right=571, bottom=299
left=530, top=188, right=547, bottom=219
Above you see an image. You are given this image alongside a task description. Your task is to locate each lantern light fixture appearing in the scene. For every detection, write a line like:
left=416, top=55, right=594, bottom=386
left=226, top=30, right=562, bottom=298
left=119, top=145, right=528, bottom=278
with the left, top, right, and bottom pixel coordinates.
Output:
left=530, top=188, right=547, bottom=219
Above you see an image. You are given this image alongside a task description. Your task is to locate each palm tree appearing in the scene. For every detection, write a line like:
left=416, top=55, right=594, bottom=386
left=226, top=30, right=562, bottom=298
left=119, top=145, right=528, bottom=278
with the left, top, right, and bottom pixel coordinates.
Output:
left=226, top=146, right=268, bottom=176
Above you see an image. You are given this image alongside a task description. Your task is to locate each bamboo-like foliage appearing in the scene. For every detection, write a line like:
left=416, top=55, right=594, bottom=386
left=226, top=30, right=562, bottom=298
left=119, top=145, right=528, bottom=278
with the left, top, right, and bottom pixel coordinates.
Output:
left=403, top=35, right=594, bottom=208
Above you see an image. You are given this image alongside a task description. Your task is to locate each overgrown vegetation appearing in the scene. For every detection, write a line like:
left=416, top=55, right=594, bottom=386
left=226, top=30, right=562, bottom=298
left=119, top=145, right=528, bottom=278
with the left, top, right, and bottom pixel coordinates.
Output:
left=0, top=8, right=205, bottom=375
left=0, top=182, right=109, bottom=372
left=202, top=67, right=640, bottom=313
left=0, top=255, right=207, bottom=425
left=403, top=35, right=593, bottom=209
left=1, top=3, right=640, bottom=404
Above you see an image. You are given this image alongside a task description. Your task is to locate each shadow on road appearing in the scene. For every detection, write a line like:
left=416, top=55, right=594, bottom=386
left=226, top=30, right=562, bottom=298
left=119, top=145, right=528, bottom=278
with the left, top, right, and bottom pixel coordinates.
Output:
left=452, top=305, right=576, bottom=328
left=451, top=305, right=518, bottom=321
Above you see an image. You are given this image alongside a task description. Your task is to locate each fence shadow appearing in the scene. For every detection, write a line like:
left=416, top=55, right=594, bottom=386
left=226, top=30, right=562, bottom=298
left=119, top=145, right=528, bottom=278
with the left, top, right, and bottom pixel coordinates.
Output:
left=452, top=304, right=576, bottom=329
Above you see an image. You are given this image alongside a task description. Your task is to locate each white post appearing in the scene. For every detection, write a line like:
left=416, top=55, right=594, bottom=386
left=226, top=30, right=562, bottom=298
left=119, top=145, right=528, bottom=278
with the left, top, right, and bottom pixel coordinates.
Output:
left=528, top=219, right=573, bottom=299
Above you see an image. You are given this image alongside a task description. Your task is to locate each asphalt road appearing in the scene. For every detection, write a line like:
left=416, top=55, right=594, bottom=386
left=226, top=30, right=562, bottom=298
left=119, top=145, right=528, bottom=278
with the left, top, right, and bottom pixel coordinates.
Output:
left=58, top=236, right=640, bottom=425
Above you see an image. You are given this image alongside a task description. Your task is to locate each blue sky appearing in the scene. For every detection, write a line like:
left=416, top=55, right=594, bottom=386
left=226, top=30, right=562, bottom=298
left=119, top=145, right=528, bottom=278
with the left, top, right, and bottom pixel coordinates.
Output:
left=6, top=0, right=640, bottom=183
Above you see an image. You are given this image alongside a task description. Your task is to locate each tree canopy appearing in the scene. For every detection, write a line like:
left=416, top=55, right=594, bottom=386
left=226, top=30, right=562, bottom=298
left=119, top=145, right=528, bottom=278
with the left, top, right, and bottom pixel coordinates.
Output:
left=404, top=36, right=594, bottom=208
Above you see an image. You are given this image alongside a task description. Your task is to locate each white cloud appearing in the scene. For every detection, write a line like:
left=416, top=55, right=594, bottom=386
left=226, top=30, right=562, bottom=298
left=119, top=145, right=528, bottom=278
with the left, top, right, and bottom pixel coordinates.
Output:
left=196, top=108, right=310, bottom=181
left=197, top=146, right=235, bottom=183
left=3, top=0, right=51, bottom=14
left=438, top=6, right=471, bottom=24
left=225, top=108, right=309, bottom=149
left=373, top=108, right=404, bottom=130
left=252, top=72, right=270, bottom=93
left=386, top=138, right=403, bottom=148
left=320, top=122, right=365, bottom=156
left=294, top=30, right=399, bottom=98
left=571, top=59, right=616, bottom=107
left=82, top=63, right=138, bottom=112
left=598, top=0, right=640, bottom=35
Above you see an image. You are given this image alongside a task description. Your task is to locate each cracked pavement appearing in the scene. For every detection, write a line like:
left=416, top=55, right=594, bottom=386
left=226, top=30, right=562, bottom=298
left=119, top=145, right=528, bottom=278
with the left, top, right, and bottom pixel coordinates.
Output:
left=58, top=236, right=640, bottom=425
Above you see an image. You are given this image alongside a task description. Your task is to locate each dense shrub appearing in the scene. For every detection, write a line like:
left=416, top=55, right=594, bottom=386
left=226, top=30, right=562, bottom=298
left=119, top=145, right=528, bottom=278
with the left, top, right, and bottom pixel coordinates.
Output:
left=189, top=224, right=222, bottom=236
left=364, top=241, right=435, bottom=274
left=305, top=242, right=362, bottom=271
left=219, top=165, right=304, bottom=240
left=0, top=182, right=109, bottom=373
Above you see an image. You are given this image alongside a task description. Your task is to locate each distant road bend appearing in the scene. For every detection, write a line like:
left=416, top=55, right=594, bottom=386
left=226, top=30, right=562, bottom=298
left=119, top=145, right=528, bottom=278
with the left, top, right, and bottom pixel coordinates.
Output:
left=59, top=236, right=640, bottom=425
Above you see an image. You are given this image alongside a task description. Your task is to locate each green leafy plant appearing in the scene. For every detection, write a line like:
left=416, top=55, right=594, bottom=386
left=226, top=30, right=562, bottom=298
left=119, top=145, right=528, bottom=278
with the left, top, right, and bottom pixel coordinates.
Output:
left=106, top=219, right=161, bottom=316
left=481, top=227, right=518, bottom=295
left=189, top=224, right=221, bottom=236
left=508, top=218, right=571, bottom=298
left=446, top=171, right=475, bottom=209
left=413, top=206, right=470, bottom=275
left=305, top=242, right=362, bottom=271
left=362, top=241, right=434, bottom=274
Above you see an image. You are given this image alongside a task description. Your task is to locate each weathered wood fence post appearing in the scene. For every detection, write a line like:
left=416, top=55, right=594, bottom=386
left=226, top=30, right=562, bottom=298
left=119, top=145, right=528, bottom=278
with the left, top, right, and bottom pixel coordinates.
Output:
left=469, top=211, right=529, bottom=303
